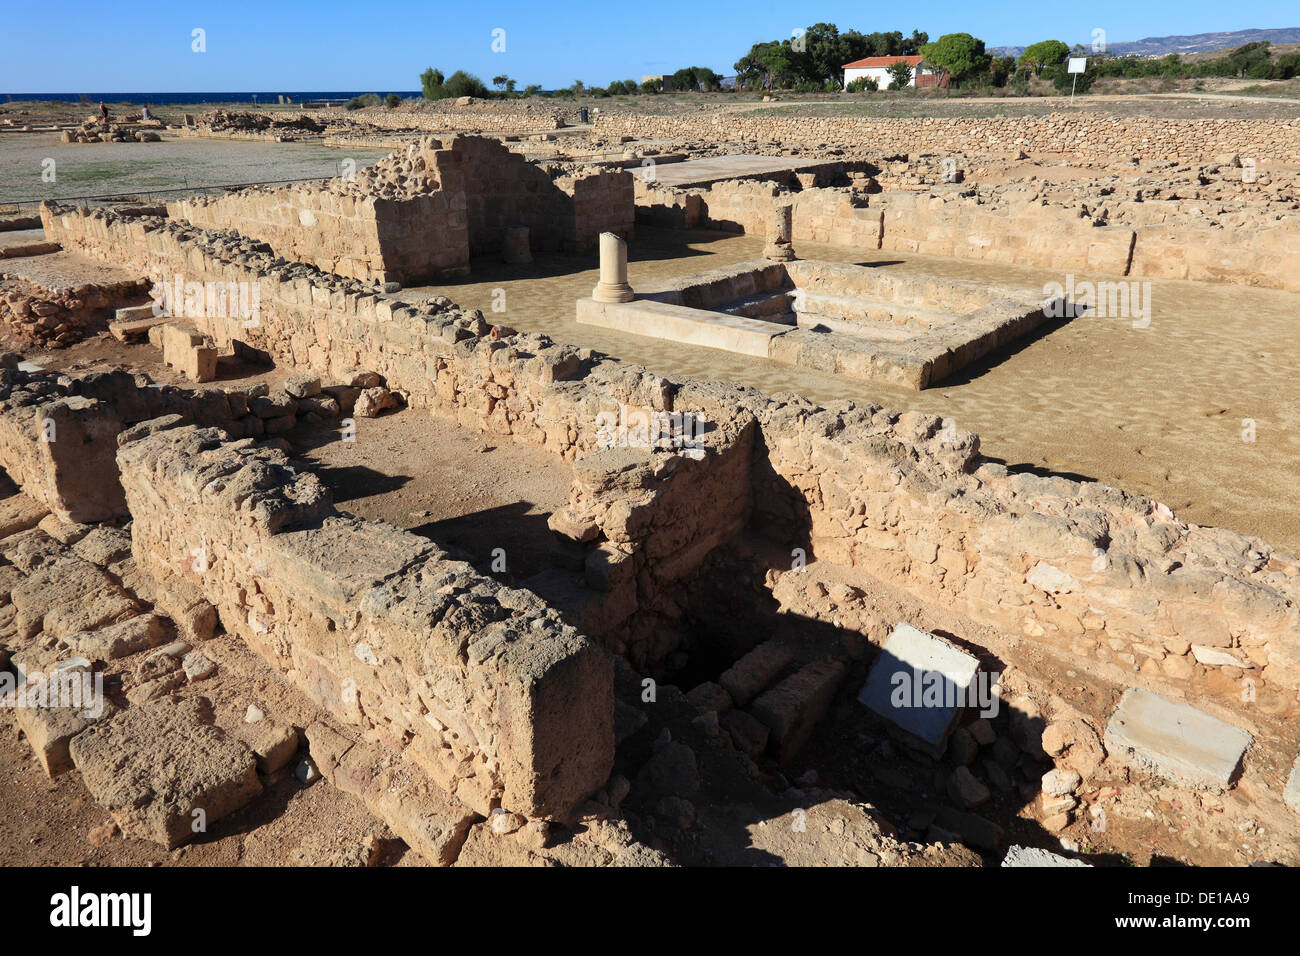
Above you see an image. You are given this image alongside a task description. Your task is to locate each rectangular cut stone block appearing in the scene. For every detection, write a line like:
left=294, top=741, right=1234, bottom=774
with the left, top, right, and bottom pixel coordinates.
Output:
left=857, top=622, right=980, bottom=748
left=14, top=670, right=116, bottom=777
left=306, top=723, right=476, bottom=866
left=577, top=297, right=786, bottom=358
left=69, top=696, right=261, bottom=848
left=750, top=658, right=847, bottom=764
left=0, top=493, right=49, bottom=538
left=1104, top=688, right=1252, bottom=791
left=719, top=640, right=794, bottom=706
left=110, top=305, right=169, bottom=342
left=160, top=323, right=218, bottom=382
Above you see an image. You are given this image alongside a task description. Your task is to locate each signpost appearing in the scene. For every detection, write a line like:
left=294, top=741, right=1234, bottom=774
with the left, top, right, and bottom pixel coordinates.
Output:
left=1068, top=57, right=1087, bottom=106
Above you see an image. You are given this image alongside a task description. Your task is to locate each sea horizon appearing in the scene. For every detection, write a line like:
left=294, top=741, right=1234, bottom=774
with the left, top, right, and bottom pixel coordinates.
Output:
left=2, top=91, right=425, bottom=106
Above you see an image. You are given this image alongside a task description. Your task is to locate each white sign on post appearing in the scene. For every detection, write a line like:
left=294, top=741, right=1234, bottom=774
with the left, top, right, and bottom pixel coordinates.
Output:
left=1067, top=57, right=1087, bottom=105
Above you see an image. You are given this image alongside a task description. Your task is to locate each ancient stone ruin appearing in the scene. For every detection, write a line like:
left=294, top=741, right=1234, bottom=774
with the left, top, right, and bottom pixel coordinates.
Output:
left=1, top=106, right=1298, bottom=871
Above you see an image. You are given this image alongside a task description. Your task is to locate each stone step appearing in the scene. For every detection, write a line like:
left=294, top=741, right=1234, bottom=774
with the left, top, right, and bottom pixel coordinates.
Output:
left=0, top=228, right=59, bottom=258
left=305, top=721, right=477, bottom=866
left=110, top=305, right=168, bottom=342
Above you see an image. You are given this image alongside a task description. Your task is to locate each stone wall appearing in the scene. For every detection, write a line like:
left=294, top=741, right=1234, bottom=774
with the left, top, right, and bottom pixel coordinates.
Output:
left=641, top=180, right=1300, bottom=291
left=116, top=424, right=613, bottom=819
left=170, top=186, right=469, bottom=285
left=749, top=399, right=1300, bottom=693
left=596, top=111, right=1300, bottom=163
left=40, top=203, right=1300, bottom=702
left=0, top=366, right=247, bottom=523
left=0, top=274, right=150, bottom=349
left=170, top=136, right=633, bottom=283
left=307, top=104, right=577, bottom=135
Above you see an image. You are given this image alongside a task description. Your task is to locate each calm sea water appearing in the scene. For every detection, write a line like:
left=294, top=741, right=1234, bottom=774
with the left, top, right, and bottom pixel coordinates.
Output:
left=2, top=92, right=424, bottom=106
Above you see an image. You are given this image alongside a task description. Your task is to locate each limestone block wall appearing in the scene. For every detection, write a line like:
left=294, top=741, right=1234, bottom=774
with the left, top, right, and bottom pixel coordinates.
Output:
left=170, top=188, right=469, bottom=284
left=116, top=424, right=614, bottom=819
left=430, top=136, right=633, bottom=254
left=595, top=111, right=1300, bottom=164
left=874, top=191, right=1138, bottom=275
left=169, top=137, right=632, bottom=279
left=750, top=399, right=1300, bottom=693
left=639, top=180, right=1300, bottom=291
left=0, top=367, right=243, bottom=523
left=689, top=181, right=885, bottom=250
left=307, top=105, right=575, bottom=134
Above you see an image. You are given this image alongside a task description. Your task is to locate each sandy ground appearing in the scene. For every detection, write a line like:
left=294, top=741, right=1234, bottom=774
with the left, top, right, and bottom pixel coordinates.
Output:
left=293, top=411, right=576, bottom=583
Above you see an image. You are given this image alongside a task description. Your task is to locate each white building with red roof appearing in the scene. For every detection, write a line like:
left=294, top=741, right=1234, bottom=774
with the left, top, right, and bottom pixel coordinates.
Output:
left=842, top=54, right=944, bottom=89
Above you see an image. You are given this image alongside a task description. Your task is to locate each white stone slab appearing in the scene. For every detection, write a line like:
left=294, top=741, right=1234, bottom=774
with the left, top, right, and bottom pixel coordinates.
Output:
left=1104, top=688, right=1252, bottom=790
left=857, top=622, right=980, bottom=747
left=1002, top=845, right=1091, bottom=867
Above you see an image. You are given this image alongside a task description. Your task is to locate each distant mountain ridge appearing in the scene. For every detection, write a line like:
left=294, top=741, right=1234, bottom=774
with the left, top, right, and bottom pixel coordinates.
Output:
left=991, top=26, right=1300, bottom=60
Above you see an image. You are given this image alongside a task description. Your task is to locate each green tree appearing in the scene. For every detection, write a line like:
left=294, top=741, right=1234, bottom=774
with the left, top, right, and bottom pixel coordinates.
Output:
left=522, top=84, right=542, bottom=96
left=1017, top=40, right=1070, bottom=74
left=1227, top=41, right=1270, bottom=76
left=441, top=70, right=489, bottom=99
left=921, top=33, right=990, bottom=83
left=420, top=67, right=445, bottom=99
left=887, top=61, right=914, bottom=89
left=735, top=39, right=800, bottom=89
left=670, top=67, right=698, bottom=90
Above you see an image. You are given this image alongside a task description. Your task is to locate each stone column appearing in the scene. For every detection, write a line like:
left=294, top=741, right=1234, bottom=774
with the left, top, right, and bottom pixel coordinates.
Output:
left=763, top=203, right=796, bottom=262
left=591, top=232, right=634, bottom=302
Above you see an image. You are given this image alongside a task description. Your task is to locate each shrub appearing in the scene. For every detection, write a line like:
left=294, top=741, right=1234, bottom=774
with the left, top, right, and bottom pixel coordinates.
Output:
left=845, top=76, right=879, bottom=93
left=420, top=68, right=489, bottom=100
left=384, top=93, right=401, bottom=109
left=887, top=62, right=914, bottom=90
left=345, top=93, right=381, bottom=110
left=441, top=70, right=489, bottom=99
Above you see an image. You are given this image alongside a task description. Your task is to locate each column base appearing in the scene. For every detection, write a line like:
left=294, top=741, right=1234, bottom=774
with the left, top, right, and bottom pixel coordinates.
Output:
left=592, top=282, right=635, bottom=303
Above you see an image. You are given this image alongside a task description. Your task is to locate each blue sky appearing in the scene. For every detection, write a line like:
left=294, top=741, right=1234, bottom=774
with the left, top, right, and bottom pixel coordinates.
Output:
left=2, top=0, right=1295, bottom=92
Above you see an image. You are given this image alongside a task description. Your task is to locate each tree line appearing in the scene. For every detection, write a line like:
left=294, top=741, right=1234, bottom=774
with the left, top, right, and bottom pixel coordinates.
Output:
left=385, top=31, right=1298, bottom=107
